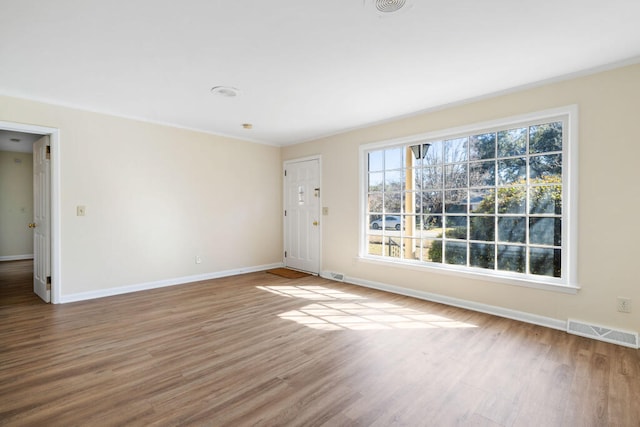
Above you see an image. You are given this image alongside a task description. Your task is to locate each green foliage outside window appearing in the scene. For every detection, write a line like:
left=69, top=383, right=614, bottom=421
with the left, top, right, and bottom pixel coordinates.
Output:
left=366, top=117, right=567, bottom=280
left=427, top=175, right=562, bottom=276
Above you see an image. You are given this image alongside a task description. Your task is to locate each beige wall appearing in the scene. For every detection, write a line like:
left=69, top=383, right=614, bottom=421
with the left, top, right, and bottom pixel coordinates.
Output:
left=1, top=64, right=638, bottom=333
left=283, top=63, right=640, bottom=333
left=0, top=151, right=34, bottom=258
left=0, top=96, right=283, bottom=296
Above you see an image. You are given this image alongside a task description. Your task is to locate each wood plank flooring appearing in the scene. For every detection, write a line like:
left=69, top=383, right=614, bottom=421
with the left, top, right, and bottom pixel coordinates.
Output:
left=1, top=260, right=638, bottom=426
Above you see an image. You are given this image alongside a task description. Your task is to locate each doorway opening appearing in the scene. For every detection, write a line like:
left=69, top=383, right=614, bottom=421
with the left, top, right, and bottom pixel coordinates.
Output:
left=0, top=121, right=60, bottom=303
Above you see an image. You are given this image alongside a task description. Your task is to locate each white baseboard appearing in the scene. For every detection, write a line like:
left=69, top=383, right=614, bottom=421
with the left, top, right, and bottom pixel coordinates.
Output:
left=321, top=271, right=567, bottom=332
left=0, top=254, right=34, bottom=261
left=59, top=262, right=283, bottom=304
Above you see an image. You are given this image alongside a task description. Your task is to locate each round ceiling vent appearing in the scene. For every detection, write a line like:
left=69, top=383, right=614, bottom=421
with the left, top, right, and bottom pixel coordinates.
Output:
left=374, top=0, right=407, bottom=14
left=210, top=86, right=240, bottom=97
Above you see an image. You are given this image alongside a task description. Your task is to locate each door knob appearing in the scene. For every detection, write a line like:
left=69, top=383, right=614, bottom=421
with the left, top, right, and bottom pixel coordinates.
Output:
left=313, top=221, right=319, bottom=226
left=28, top=223, right=37, bottom=229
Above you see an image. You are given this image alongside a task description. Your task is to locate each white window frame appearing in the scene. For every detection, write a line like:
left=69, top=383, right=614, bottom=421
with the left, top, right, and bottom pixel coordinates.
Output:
left=359, top=106, right=579, bottom=294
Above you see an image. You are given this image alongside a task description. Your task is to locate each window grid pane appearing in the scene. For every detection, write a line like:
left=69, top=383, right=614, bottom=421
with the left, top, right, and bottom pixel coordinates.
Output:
left=364, top=117, right=566, bottom=281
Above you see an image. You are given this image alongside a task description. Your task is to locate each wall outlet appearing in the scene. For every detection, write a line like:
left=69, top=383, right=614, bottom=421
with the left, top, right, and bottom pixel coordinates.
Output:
left=617, top=297, right=631, bottom=313
left=195, top=256, right=202, bottom=264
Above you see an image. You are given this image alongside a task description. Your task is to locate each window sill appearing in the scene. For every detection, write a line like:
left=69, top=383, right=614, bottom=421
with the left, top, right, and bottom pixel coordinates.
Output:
left=357, top=256, right=580, bottom=295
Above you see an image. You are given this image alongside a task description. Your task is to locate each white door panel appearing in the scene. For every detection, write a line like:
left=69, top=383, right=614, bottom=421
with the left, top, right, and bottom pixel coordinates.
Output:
left=284, top=159, right=320, bottom=274
left=33, top=136, right=51, bottom=302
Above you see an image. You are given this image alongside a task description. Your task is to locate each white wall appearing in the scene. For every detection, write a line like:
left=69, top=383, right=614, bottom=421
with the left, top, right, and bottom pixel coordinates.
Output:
left=0, top=151, right=33, bottom=259
left=282, top=63, right=640, bottom=333
left=0, top=96, right=283, bottom=297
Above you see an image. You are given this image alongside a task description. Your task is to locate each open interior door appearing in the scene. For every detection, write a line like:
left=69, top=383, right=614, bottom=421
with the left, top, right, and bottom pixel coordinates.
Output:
left=32, top=135, right=51, bottom=302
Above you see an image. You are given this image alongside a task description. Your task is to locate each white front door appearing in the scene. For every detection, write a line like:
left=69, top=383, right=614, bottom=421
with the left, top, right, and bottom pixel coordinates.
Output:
left=284, top=158, right=320, bottom=274
left=32, top=136, right=51, bottom=302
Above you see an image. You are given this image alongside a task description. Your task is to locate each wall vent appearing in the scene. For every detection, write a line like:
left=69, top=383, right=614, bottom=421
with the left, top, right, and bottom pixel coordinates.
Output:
left=329, top=272, right=345, bottom=282
left=567, top=319, right=638, bottom=349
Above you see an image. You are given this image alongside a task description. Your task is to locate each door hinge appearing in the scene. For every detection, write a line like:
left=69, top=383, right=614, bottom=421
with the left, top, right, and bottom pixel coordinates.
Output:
left=46, top=145, right=51, bottom=160
left=284, top=169, right=287, bottom=177
left=46, top=276, right=51, bottom=290
left=284, top=210, right=287, bottom=216
left=284, top=251, right=287, bottom=258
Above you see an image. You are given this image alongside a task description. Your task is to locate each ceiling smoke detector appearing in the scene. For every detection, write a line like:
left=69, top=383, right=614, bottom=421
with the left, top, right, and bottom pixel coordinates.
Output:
left=210, top=86, right=240, bottom=97
left=373, top=0, right=408, bottom=14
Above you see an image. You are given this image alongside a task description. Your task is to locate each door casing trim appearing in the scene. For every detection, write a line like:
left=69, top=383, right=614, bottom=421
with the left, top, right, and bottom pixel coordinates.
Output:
left=0, top=121, right=60, bottom=303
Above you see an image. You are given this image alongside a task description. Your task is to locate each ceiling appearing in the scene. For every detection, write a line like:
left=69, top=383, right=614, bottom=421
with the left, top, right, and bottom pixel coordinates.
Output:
left=0, top=130, right=42, bottom=153
left=1, top=1, right=639, bottom=146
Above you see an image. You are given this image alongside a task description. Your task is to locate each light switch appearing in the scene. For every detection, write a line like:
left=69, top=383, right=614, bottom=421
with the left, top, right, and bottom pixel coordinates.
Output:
left=77, top=206, right=86, bottom=216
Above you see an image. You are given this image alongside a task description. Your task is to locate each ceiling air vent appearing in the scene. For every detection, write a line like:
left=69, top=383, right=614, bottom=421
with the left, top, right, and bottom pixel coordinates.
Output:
left=374, top=0, right=407, bottom=14
left=210, top=86, right=240, bottom=97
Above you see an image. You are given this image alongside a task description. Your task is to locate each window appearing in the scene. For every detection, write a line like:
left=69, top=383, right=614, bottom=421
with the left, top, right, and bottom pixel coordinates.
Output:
left=361, top=107, right=577, bottom=290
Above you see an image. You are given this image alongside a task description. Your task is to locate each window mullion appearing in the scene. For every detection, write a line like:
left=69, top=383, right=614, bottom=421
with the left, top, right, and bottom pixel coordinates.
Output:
left=363, top=110, right=570, bottom=285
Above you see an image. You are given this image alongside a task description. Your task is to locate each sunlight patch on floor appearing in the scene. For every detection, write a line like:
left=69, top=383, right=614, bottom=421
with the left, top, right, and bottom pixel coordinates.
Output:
left=257, top=285, right=365, bottom=301
left=257, top=285, right=477, bottom=331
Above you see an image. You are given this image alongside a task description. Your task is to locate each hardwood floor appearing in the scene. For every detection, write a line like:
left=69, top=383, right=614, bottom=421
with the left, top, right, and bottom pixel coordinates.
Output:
left=1, top=260, right=638, bottom=426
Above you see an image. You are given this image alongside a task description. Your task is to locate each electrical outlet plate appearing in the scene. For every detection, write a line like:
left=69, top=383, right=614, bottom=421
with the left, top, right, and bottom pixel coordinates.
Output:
left=195, top=256, right=202, bottom=264
left=617, top=297, right=631, bottom=313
